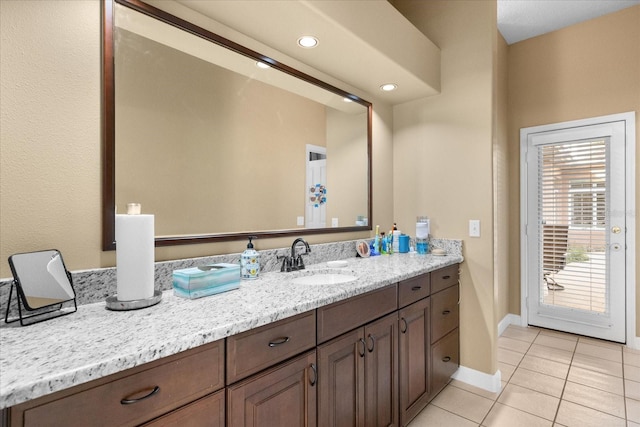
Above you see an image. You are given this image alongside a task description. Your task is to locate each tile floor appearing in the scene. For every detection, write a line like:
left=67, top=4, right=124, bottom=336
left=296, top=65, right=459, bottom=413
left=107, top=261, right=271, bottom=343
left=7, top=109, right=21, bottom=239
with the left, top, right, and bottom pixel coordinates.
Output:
left=409, top=325, right=640, bottom=427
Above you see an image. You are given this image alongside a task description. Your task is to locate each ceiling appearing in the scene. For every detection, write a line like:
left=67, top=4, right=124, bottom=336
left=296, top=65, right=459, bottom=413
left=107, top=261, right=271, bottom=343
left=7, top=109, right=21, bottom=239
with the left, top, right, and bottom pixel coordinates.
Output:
left=498, top=0, right=640, bottom=44
left=168, top=0, right=638, bottom=105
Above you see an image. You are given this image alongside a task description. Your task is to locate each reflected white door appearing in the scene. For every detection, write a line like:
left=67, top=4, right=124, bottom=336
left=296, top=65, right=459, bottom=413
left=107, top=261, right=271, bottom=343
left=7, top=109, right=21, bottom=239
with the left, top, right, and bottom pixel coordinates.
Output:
left=306, top=145, right=326, bottom=228
left=521, top=116, right=629, bottom=342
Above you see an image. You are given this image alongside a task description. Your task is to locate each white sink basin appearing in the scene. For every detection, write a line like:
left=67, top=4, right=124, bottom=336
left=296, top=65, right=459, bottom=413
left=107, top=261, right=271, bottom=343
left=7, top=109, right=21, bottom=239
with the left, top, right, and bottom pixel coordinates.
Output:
left=291, top=273, right=358, bottom=286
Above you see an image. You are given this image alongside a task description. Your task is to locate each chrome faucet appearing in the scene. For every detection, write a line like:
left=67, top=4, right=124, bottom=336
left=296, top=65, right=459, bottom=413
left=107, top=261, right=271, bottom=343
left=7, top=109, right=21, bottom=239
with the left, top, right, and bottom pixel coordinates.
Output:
left=279, top=238, right=311, bottom=272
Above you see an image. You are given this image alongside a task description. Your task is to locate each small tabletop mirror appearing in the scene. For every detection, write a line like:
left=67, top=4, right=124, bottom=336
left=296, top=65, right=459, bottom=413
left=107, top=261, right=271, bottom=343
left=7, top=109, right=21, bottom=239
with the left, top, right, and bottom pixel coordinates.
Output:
left=5, top=249, right=77, bottom=326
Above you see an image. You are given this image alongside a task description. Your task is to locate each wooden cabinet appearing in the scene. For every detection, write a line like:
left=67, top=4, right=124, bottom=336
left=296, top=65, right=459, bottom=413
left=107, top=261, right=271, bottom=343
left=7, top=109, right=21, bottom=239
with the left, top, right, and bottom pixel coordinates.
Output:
left=398, top=296, right=430, bottom=426
left=317, top=312, right=398, bottom=427
left=8, top=340, right=225, bottom=427
left=227, top=311, right=316, bottom=383
left=227, top=350, right=317, bottom=427
left=6, top=264, right=460, bottom=427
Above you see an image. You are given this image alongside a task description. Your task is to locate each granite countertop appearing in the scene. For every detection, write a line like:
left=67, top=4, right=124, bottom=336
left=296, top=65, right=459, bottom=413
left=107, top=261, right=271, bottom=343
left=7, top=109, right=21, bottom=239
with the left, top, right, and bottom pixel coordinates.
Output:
left=0, top=252, right=462, bottom=409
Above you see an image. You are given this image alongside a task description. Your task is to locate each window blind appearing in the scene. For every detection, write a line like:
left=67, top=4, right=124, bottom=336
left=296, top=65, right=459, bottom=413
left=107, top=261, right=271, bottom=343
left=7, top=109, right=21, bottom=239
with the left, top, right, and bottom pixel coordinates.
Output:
left=537, top=139, right=609, bottom=314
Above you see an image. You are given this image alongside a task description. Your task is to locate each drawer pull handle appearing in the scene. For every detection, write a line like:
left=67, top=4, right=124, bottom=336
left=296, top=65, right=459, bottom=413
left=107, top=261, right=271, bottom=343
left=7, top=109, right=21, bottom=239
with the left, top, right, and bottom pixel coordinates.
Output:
left=442, top=275, right=451, bottom=280
left=442, top=310, right=451, bottom=315
left=367, top=334, right=375, bottom=352
left=411, top=286, right=422, bottom=291
left=120, top=386, right=160, bottom=405
left=358, top=338, right=366, bottom=357
left=400, top=318, right=408, bottom=334
left=442, top=356, right=451, bottom=363
left=309, top=363, right=317, bottom=386
left=268, top=336, right=290, bottom=347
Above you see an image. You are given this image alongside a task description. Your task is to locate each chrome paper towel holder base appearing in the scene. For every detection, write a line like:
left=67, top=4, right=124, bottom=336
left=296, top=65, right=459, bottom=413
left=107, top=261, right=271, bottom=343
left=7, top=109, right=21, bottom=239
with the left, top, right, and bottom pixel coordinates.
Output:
left=105, top=290, right=162, bottom=311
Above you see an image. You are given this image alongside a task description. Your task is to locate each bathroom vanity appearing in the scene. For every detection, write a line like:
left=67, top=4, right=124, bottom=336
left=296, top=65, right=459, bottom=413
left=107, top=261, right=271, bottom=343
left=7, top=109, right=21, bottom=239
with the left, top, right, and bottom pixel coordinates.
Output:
left=1, top=254, right=461, bottom=427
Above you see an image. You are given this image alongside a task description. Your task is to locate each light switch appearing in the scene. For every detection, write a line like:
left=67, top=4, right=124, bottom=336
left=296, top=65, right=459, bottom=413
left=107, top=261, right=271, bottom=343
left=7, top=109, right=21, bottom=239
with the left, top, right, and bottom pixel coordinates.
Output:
left=332, top=218, right=339, bottom=227
left=469, top=220, right=480, bottom=237
left=297, top=216, right=304, bottom=226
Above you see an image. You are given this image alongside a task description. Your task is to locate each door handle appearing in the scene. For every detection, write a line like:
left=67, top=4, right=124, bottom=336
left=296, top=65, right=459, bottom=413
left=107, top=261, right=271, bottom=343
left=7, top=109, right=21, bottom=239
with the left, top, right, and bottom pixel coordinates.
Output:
left=268, top=336, right=290, bottom=347
left=358, top=338, right=366, bottom=357
left=309, top=363, right=317, bottom=386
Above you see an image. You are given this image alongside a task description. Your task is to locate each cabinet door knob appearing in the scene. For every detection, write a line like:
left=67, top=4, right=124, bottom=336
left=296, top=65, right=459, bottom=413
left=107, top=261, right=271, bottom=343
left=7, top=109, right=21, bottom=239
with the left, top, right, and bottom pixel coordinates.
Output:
left=367, top=334, right=375, bottom=352
left=268, top=336, right=290, bottom=347
left=120, top=386, right=160, bottom=405
left=309, top=363, right=317, bottom=386
left=442, top=356, right=451, bottom=363
left=442, top=309, right=451, bottom=315
left=358, top=338, right=366, bottom=357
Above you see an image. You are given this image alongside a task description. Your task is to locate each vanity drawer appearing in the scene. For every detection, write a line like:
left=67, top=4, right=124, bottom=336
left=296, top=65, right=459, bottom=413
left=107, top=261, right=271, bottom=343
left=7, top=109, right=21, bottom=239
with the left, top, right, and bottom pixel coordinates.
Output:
left=16, top=340, right=224, bottom=427
left=317, top=284, right=397, bottom=343
left=431, top=284, right=459, bottom=343
left=227, top=311, right=316, bottom=383
left=142, top=390, right=225, bottom=427
left=398, top=273, right=431, bottom=308
left=430, top=328, right=459, bottom=399
left=431, top=264, right=459, bottom=294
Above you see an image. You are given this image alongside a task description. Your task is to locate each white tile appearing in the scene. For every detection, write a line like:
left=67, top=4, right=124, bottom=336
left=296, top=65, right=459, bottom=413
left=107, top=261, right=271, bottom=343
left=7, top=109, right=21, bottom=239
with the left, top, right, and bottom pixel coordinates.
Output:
left=534, top=334, right=578, bottom=352
left=519, top=354, right=570, bottom=379
left=498, top=347, right=525, bottom=366
left=626, top=364, right=640, bottom=382
left=562, top=381, right=625, bottom=418
left=431, top=383, right=494, bottom=423
left=527, top=343, right=574, bottom=365
left=575, top=341, right=622, bottom=363
left=408, top=404, right=478, bottom=427
left=572, top=353, right=623, bottom=378
left=509, top=367, right=565, bottom=397
left=497, top=383, right=559, bottom=421
left=567, top=365, right=624, bottom=395
left=502, top=327, right=539, bottom=344
left=482, top=402, right=552, bottom=427
left=499, top=336, right=532, bottom=353
left=628, top=397, right=640, bottom=423
left=555, top=400, right=625, bottom=427
left=625, top=379, right=640, bottom=401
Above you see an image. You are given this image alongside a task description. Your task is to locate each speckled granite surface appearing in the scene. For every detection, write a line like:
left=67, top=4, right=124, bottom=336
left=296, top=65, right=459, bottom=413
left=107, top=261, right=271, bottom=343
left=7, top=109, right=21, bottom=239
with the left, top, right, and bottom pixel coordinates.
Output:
left=0, top=240, right=462, bottom=409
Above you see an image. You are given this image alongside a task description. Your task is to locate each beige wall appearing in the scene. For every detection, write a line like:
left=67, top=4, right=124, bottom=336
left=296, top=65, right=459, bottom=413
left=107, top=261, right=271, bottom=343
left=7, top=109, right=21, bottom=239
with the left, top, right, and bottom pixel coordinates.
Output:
left=391, top=0, right=499, bottom=375
left=0, top=0, right=392, bottom=279
left=507, top=5, right=640, bottom=335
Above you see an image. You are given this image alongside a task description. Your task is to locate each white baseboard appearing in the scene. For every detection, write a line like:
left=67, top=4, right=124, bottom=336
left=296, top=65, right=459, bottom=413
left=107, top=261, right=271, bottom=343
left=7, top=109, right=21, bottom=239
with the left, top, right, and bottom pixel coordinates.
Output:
left=451, top=365, right=502, bottom=393
left=498, top=313, right=522, bottom=336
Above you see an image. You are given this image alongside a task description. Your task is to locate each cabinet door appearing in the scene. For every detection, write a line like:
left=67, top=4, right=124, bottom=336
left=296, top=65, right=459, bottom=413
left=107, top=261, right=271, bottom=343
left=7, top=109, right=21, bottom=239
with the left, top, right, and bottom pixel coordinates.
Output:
left=398, top=297, right=430, bottom=427
left=318, top=328, right=365, bottom=427
left=431, top=328, right=459, bottom=399
left=364, top=312, right=399, bottom=427
left=227, top=350, right=317, bottom=427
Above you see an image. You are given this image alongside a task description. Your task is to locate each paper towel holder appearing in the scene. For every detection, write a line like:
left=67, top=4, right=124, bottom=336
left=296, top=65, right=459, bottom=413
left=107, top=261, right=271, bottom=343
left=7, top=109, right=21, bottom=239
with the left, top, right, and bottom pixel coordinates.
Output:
left=105, top=290, right=162, bottom=311
left=5, top=249, right=78, bottom=326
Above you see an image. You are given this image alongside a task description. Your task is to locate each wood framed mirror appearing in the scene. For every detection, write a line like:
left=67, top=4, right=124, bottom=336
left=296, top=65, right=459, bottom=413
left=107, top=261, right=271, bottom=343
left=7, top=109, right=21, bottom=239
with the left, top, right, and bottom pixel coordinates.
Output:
left=102, top=0, right=372, bottom=250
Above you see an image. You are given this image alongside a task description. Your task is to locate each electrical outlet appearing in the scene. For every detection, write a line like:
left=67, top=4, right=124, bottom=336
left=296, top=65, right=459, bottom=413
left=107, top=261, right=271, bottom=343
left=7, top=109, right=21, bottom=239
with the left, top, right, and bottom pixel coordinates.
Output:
left=469, top=220, right=480, bottom=237
left=297, top=216, right=305, bottom=226
left=332, top=218, right=339, bottom=227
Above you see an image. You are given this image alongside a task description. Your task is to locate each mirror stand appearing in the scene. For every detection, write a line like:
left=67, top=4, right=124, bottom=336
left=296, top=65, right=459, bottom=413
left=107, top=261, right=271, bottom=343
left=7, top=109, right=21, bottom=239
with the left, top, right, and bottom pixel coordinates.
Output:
left=4, top=281, right=77, bottom=326
left=4, top=250, right=78, bottom=326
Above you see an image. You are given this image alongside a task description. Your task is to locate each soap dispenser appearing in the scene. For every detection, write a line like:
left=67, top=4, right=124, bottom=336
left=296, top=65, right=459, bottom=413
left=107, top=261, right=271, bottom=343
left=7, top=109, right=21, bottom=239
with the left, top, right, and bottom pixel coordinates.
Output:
left=240, top=236, right=260, bottom=280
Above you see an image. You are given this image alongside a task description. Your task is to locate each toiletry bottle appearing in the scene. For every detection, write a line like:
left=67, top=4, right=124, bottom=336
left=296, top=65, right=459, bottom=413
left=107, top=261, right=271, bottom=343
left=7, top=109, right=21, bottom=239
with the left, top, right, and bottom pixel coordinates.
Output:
left=392, top=223, right=401, bottom=253
left=240, top=236, right=260, bottom=279
left=380, top=232, right=388, bottom=254
left=371, top=225, right=381, bottom=256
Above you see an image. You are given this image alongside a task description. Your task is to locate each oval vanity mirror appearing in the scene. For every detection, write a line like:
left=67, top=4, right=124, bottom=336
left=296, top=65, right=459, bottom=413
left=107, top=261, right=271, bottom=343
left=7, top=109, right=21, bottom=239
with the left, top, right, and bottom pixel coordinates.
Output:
left=5, top=250, right=77, bottom=326
left=102, top=0, right=373, bottom=250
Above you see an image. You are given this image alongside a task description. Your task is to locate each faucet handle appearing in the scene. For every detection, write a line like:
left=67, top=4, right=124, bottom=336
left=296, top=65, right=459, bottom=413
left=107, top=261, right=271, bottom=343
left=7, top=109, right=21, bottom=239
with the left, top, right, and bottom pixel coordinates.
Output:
left=296, top=254, right=306, bottom=270
left=277, top=255, right=292, bottom=272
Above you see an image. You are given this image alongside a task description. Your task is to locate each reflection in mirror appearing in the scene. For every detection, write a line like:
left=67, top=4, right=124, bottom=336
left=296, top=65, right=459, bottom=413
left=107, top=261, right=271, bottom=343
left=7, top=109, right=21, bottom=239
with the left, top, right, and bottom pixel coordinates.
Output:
left=103, top=0, right=372, bottom=249
left=5, top=250, right=77, bottom=326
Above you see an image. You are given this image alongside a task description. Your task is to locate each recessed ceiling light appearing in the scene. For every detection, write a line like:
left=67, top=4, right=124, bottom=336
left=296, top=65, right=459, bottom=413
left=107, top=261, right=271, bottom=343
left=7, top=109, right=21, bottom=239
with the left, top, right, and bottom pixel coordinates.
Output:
left=343, top=97, right=353, bottom=103
left=256, top=61, right=270, bottom=69
left=297, top=36, right=318, bottom=48
left=380, top=83, right=397, bottom=92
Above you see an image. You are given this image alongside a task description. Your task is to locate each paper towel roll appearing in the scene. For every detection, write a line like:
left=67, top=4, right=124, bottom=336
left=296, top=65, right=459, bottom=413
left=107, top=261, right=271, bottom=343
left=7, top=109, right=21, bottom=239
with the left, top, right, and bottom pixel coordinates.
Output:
left=116, top=214, right=155, bottom=301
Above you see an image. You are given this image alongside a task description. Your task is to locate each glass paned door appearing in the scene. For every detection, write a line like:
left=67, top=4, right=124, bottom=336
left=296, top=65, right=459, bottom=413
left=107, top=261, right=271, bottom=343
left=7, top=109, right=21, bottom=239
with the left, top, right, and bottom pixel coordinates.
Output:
left=523, top=120, right=626, bottom=342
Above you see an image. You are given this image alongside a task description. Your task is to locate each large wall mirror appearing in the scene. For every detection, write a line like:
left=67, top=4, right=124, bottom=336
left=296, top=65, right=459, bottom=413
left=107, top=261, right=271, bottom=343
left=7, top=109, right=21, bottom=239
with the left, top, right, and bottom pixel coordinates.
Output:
left=102, top=0, right=372, bottom=250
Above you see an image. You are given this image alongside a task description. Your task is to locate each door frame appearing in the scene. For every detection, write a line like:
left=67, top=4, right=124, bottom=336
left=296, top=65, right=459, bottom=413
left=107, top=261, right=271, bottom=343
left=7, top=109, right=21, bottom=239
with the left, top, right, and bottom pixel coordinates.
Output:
left=519, top=111, right=637, bottom=348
